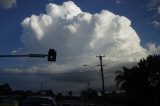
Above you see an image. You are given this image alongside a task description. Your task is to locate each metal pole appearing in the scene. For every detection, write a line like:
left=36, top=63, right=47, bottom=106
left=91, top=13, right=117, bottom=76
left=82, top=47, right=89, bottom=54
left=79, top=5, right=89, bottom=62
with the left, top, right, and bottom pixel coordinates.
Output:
left=0, top=54, right=47, bottom=58
left=41, top=81, right=43, bottom=92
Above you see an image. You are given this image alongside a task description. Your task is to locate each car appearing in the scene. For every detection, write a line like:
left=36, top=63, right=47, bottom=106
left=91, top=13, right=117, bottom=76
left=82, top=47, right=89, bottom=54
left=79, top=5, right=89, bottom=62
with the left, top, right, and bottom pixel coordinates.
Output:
left=62, top=103, right=82, bottom=106
left=85, top=104, right=96, bottom=106
left=62, top=103, right=72, bottom=106
left=0, top=96, right=18, bottom=106
left=22, top=96, right=56, bottom=106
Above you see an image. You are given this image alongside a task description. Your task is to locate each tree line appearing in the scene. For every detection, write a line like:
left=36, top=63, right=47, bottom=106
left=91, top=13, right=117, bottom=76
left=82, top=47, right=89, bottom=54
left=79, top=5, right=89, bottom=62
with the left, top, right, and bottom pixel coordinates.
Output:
left=115, top=54, right=160, bottom=105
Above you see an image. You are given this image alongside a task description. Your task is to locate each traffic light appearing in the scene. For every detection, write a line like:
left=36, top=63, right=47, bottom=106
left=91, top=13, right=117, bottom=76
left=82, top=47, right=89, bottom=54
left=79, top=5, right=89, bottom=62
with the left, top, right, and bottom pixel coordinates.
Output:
left=48, top=49, right=56, bottom=61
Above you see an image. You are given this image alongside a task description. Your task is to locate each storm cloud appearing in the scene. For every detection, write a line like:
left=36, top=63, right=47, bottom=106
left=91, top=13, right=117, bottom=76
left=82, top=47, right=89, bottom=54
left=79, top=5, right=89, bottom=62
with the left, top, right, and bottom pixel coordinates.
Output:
left=21, top=1, right=147, bottom=62
left=6, top=1, right=160, bottom=92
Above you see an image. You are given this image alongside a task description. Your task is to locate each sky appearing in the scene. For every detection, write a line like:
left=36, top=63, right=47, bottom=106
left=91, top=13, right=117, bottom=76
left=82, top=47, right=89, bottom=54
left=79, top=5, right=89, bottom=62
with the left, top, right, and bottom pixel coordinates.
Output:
left=0, top=0, right=160, bottom=93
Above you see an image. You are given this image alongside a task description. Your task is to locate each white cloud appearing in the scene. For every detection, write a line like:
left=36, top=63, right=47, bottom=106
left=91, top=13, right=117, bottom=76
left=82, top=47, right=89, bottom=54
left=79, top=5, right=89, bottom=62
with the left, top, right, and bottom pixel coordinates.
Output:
left=146, top=43, right=160, bottom=54
left=21, top=1, right=147, bottom=64
left=115, top=0, right=125, bottom=5
left=148, top=0, right=160, bottom=7
left=157, top=5, right=160, bottom=13
left=147, top=0, right=160, bottom=14
left=18, top=1, right=160, bottom=72
left=116, top=0, right=122, bottom=5
left=4, top=68, right=23, bottom=73
left=116, top=0, right=120, bottom=4
left=152, top=20, right=160, bottom=27
left=0, top=0, right=16, bottom=9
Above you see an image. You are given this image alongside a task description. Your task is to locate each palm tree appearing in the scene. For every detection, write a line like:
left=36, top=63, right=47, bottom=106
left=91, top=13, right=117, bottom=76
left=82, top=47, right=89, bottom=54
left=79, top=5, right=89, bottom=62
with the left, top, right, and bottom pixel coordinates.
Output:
left=115, top=67, right=130, bottom=92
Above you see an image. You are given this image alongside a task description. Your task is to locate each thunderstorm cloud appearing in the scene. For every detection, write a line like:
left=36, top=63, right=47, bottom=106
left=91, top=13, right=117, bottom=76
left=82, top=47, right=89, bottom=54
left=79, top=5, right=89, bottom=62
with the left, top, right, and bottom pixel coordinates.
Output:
left=7, top=1, right=159, bottom=91
left=21, top=1, right=147, bottom=63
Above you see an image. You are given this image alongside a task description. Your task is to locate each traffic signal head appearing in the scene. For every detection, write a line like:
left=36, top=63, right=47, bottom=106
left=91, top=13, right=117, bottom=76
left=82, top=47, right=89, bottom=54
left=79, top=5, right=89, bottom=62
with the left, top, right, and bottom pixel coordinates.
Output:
left=48, top=49, right=56, bottom=61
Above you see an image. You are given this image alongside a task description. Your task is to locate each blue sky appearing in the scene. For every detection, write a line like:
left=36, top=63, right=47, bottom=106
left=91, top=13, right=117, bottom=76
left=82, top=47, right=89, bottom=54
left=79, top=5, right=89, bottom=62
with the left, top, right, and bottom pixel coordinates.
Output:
left=0, top=0, right=159, bottom=53
left=0, top=0, right=160, bottom=92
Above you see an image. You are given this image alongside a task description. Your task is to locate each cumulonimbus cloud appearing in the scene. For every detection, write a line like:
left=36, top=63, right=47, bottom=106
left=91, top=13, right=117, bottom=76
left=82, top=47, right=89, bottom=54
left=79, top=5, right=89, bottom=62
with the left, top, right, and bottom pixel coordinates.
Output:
left=21, top=1, right=148, bottom=63
left=5, top=1, right=160, bottom=91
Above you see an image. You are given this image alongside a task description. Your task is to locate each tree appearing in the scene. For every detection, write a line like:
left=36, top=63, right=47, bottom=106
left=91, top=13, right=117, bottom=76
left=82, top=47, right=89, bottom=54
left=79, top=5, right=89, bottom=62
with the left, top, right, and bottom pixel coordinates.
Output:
left=115, top=54, right=160, bottom=105
left=68, top=91, right=73, bottom=96
left=56, top=93, right=64, bottom=101
left=0, top=84, right=12, bottom=95
left=115, top=55, right=160, bottom=92
left=80, top=88, right=98, bottom=103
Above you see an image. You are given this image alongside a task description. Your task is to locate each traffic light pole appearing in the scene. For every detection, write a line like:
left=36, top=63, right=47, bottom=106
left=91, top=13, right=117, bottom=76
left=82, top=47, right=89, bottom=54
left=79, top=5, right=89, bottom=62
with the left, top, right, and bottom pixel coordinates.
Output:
left=0, top=54, right=48, bottom=58
left=0, top=49, right=56, bottom=62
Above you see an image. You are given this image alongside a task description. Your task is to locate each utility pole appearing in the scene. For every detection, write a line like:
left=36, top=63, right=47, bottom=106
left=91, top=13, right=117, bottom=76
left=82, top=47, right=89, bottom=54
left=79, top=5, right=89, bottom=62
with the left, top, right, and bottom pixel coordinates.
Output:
left=96, top=55, right=105, bottom=95
left=41, top=81, right=43, bottom=92
left=87, top=82, right=90, bottom=89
